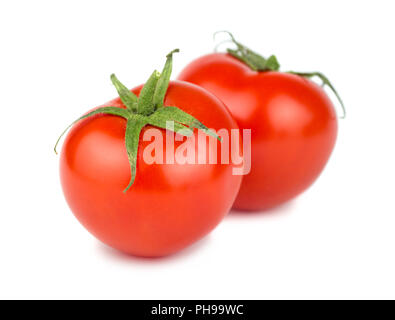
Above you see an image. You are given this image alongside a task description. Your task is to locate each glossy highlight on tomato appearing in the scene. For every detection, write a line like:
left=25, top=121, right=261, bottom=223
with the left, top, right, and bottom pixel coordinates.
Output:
left=60, top=80, right=242, bottom=257
left=179, top=53, right=338, bottom=211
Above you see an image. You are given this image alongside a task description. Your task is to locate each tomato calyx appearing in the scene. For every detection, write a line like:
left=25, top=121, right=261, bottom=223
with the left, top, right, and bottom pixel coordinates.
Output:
left=214, top=31, right=346, bottom=118
left=214, top=31, right=280, bottom=72
left=55, top=49, right=220, bottom=193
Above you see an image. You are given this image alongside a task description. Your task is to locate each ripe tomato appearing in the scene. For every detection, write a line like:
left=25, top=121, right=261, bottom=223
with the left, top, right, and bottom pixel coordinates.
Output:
left=179, top=52, right=338, bottom=211
left=59, top=80, right=242, bottom=257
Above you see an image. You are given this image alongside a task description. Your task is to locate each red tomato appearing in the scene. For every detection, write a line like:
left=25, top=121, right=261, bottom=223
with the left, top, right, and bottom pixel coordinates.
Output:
left=60, top=80, right=242, bottom=257
left=178, top=53, right=338, bottom=211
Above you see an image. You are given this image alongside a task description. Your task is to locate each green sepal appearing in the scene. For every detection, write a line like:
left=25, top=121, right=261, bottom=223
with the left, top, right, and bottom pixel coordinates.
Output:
left=147, top=112, right=193, bottom=137
left=227, top=48, right=258, bottom=70
left=137, top=70, right=161, bottom=115
left=54, top=106, right=130, bottom=154
left=152, top=106, right=221, bottom=141
left=265, top=55, right=280, bottom=71
left=288, top=71, right=346, bottom=118
left=123, top=116, right=147, bottom=193
left=227, top=46, right=280, bottom=72
left=111, top=74, right=138, bottom=112
left=153, top=49, right=179, bottom=109
left=215, top=31, right=280, bottom=72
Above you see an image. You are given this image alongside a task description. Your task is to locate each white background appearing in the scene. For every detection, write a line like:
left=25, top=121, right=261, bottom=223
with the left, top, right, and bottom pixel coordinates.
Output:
left=1, top=0, right=394, bottom=299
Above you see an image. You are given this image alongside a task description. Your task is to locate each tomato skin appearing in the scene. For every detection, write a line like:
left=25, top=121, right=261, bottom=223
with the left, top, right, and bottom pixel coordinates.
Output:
left=178, top=53, right=338, bottom=211
left=60, top=80, right=242, bottom=257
